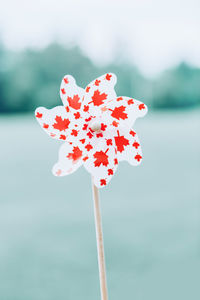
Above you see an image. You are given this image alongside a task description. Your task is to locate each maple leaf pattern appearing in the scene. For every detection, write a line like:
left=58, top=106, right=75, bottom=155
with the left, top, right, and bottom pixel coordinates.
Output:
left=91, top=90, right=107, bottom=106
left=94, top=150, right=109, bottom=167
left=67, top=146, right=82, bottom=162
left=36, top=112, right=43, bottom=118
left=111, top=106, right=128, bottom=120
left=53, top=116, right=70, bottom=131
left=35, top=73, right=147, bottom=188
left=67, top=95, right=81, bottom=110
left=114, top=130, right=129, bottom=152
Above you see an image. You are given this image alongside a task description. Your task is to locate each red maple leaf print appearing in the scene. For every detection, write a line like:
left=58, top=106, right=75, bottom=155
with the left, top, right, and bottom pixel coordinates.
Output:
left=130, top=130, right=136, bottom=137
left=36, top=112, right=42, bottom=118
left=64, top=77, right=69, bottom=84
left=114, top=130, right=129, bottom=152
left=94, top=150, right=109, bottom=167
left=134, top=154, right=142, bottom=162
left=85, top=144, right=93, bottom=151
left=114, top=158, right=118, bottom=165
left=43, top=123, right=49, bottom=129
left=96, top=132, right=103, bottom=138
left=53, top=116, right=70, bottom=131
left=112, top=120, right=119, bottom=127
left=117, top=97, right=123, bottom=101
left=105, top=74, right=112, bottom=80
left=108, top=169, right=113, bottom=175
left=132, top=141, right=140, bottom=149
left=86, top=86, right=90, bottom=93
left=95, top=79, right=101, bottom=86
left=82, top=124, right=88, bottom=130
left=74, top=112, right=80, bottom=119
left=110, top=106, right=128, bottom=120
left=101, top=123, right=107, bottom=131
left=80, top=138, right=85, bottom=144
left=71, top=129, right=78, bottom=136
left=100, top=179, right=107, bottom=186
left=83, top=156, right=89, bottom=162
left=61, top=88, right=66, bottom=94
left=127, top=99, right=134, bottom=105
left=139, top=103, right=145, bottom=110
left=59, top=134, right=66, bottom=140
left=65, top=106, right=70, bottom=112
left=106, top=139, right=112, bottom=146
left=83, top=105, right=89, bottom=112
left=85, top=117, right=92, bottom=122
left=90, top=90, right=107, bottom=106
left=67, top=95, right=81, bottom=110
left=67, top=146, right=82, bottom=162
left=87, top=131, right=93, bottom=139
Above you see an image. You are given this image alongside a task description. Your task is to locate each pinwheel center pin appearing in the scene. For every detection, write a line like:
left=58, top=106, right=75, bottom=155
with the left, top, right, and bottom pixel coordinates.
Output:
left=90, top=121, right=101, bottom=132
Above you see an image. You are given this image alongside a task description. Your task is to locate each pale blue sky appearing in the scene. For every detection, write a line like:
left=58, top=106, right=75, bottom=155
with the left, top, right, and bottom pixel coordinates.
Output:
left=0, top=0, right=199, bottom=77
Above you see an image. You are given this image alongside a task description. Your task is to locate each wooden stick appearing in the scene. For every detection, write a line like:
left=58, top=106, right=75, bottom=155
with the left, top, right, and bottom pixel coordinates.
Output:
left=91, top=177, right=108, bottom=300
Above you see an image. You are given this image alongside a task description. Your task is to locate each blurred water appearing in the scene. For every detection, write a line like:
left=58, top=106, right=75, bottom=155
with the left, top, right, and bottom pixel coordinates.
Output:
left=0, top=110, right=200, bottom=300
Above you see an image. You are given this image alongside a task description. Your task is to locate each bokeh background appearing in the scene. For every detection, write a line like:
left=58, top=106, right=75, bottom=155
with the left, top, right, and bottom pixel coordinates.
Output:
left=0, top=1, right=200, bottom=299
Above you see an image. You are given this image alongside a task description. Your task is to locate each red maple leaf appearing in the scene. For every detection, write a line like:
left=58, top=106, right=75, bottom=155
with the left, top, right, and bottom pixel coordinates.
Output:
left=61, top=88, right=66, bottom=94
left=112, top=120, right=119, bottom=127
left=83, top=105, right=89, bottom=112
left=82, top=124, right=88, bottom=130
left=80, top=138, right=85, bottom=144
left=87, top=131, right=93, bottom=139
left=114, top=130, right=129, bottom=152
left=67, top=146, right=82, bottom=162
left=43, top=123, right=49, bottom=129
left=36, top=112, right=43, bottom=118
left=93, top=150, right=109, bottom=167
left=132, top=141, right=140, bottom=149
left=95, top=79, right=101, bottom=86
left=83, top=156, right=89, bottom=162
left=74, top=112, right=80, bottom=119
left=85, top=144, right=93, bottom=151
left=96, top=132, right=103, bottom=138
left=65, top=106, right=70, bottom=112
left=90, top=90, right=107, bottom=106
left=67, top=94, right=81, bottom=110
left=139, top=103, right=145, bottom=110
left=106, top=139, right=112, bottom=146
left=59, top=134, right=66, bottom=140
left=130, top=130, right=136, bottom=137
left=101, top=123, right=107, bottom=131
left=117, top=97, right=123, bottom=101
left=86, top=86, right=90, bottom=93
left=127, top=99, right=134, bottom=105
left=114, top=158, right=118, bottom=165
left=134, top=154, right=142, bottom=162
left=53, top=116, right=70, bottom=131
left=64, top=77, right=69, bottom=84
left=110, top=106, right=128, bottom=120
left=71, top=129, right=78, bottom=136
left=100, top=179, right=107, bottom=186
left=105, top=74, right=112, bottom=80
left=108, top=169, right=113, bottom=175
left=85, top=117, right=92, bottom=122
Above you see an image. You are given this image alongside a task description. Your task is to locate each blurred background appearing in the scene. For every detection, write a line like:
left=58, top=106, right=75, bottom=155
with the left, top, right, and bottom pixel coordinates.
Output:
left=0, top=0, right=200, bottom=299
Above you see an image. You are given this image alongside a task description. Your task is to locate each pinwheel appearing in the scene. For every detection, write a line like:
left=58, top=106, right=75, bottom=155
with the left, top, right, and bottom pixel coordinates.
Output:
left=35, top=73, right=147, bottom=300
left=35, top=73, right=147, bottom=188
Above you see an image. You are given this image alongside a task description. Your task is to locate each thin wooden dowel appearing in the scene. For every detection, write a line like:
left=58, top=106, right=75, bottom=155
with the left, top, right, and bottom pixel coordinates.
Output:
left=91, top=177, right=108, bottom=300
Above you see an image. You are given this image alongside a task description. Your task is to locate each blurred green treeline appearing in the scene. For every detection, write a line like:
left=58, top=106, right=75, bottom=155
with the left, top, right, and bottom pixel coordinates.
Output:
left=0, top=43, right=200, bottom=113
